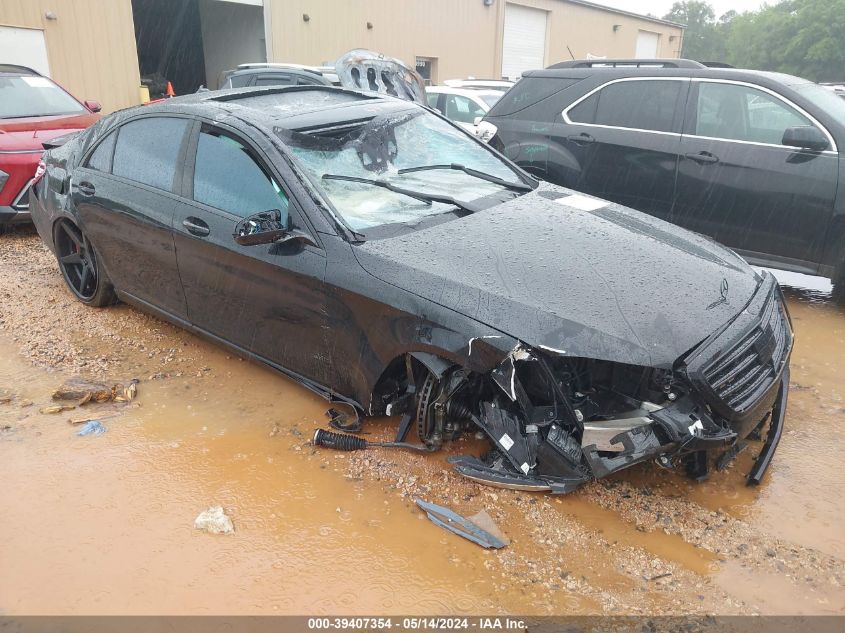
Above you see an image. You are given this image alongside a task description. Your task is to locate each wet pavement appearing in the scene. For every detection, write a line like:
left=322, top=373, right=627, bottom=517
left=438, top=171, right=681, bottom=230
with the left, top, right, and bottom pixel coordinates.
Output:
left=1, top=230, right=844, bottom=615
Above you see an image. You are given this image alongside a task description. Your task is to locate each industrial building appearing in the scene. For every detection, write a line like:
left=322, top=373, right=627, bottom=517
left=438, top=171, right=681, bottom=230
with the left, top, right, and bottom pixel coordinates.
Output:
left=0, top=0, right=684, bottom=112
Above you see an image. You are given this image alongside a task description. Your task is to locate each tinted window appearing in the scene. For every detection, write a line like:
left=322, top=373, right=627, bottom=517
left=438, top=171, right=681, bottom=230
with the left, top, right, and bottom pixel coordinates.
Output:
left=489, top=77, right=581, bottom=117
left=86, top=131, right=117, bottom=173
left=254, top=74, right=295, bottom=86
left=426, top=92, right=441, bottom=111
left=193, top=129, right=289, bottom=221
left=444, top=95, right=485, bottom=124
left=570, top=80, right=682, bottom=133
left=112, top=117, right=189, bottom=191
left=227, top=74, right=252, bottom=88
left=696, top=82, right=814, bottom=145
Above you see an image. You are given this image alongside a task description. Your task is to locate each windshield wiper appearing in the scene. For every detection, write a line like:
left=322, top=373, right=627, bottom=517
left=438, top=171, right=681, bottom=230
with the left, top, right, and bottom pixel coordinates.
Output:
left=397, top=163, right=532, bottom=192
left=321, top=174, right=482, bottom=213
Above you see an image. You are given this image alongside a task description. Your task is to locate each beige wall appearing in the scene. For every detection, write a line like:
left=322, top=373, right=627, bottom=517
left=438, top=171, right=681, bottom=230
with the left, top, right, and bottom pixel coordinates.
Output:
left=267, top=0, right=683, bottom=82
left=0, top=0, right=141, bottom=113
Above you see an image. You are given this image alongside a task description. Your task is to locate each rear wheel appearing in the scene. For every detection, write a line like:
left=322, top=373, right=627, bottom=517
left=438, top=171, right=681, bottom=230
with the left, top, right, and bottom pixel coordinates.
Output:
left=54, top=220, right=116, bottom=307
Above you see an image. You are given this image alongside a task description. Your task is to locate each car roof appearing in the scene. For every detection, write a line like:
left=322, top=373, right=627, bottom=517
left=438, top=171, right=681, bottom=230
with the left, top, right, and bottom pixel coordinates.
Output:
left=524, top=64, right=813, bottom=88
left=136, top=85, right=415, bottom=131
left=0, top=64, right=41, bottom=76
left=426, top=86, right=504, bottom=97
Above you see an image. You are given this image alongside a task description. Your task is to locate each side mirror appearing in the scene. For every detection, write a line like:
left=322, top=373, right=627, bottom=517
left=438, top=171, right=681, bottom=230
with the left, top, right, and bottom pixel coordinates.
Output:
left=84, top=100, right=102, bottom=113
left=782, top=126, right=829, bottom=151
left=473, top=116, right=483, bottom=126
left=233, top=209, right=316, bottom=248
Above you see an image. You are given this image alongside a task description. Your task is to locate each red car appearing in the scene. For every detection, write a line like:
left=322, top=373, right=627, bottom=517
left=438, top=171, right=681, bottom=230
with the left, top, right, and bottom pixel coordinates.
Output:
left=1, top=64, right=100, bottom=229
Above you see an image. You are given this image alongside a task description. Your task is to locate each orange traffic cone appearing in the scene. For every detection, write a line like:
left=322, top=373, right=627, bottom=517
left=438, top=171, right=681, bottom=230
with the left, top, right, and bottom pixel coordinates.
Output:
left=165, top=81, right=175, bottom=97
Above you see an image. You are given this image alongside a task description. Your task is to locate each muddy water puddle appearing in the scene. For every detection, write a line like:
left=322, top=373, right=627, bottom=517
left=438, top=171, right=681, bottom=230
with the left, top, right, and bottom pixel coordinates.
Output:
left=2, top=256, right=845, bottom=615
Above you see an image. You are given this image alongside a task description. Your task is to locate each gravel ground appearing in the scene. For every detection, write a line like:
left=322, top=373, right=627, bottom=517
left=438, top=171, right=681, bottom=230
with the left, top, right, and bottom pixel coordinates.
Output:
left=2, top=228, right=843, bottom=616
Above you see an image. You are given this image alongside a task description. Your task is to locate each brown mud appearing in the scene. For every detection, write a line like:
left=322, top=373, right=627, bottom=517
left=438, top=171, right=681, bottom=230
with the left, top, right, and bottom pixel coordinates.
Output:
left=1, top=230, right=843, bottom=615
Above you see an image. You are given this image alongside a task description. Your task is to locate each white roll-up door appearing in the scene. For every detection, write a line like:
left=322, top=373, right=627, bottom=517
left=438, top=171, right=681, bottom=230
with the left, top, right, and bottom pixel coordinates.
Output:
left=501, top=3, right=547, bottom=81
left=635, top=30, right=660, bottom=58
left=0, top=26, right=50, bottom=76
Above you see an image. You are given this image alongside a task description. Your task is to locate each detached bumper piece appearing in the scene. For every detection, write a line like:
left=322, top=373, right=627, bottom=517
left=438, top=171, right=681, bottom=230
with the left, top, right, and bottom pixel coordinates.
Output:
left=747, top=367, right=789, bottom=486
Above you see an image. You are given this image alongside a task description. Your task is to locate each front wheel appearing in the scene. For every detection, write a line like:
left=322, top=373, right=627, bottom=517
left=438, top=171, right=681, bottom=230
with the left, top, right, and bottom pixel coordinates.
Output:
left=54, top=219, right=116, bottom=307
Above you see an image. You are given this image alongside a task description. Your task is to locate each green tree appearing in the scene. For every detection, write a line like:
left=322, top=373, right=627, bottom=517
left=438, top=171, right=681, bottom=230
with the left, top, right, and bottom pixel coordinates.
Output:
left=664, top=1, right=720, bottom=61
left=725, top=0, right=845, bottom=81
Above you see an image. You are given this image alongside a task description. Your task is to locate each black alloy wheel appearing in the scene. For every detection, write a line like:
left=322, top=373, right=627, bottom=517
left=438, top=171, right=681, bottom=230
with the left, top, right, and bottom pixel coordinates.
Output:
left=54, top=220, right=115, bottom=306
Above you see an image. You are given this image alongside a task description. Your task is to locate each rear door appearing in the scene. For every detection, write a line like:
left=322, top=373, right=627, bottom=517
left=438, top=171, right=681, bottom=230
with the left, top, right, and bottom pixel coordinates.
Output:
left=555, top=77, right=688, bottom=220
left=673, top=80, right=838, bottom=267
left=172, top=122, right=332, bottom=386
left=72, top=116, right=191, bottom=318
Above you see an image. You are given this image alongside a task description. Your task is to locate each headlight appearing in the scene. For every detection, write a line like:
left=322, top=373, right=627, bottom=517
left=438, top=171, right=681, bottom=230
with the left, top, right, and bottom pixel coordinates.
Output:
left=0, top=169, right=8, bottom=194
left=475, top=121, right=498, bottom=143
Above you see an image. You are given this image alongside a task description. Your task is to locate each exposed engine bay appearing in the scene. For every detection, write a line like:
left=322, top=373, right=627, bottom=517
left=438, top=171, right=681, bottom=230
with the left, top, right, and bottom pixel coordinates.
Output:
left=318, top=331, right=789, bottom=494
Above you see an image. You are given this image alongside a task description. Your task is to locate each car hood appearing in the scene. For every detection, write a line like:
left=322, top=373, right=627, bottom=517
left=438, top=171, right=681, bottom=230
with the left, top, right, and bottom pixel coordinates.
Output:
left=353, top=183, right=761, bottom=368
left=0, top=112, right=98, bottom=152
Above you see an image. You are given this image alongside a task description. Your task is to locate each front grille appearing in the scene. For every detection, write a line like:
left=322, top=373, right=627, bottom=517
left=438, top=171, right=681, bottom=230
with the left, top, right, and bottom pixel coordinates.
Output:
left=11, top=179, right=33, bottom=210
left=703, top=291, right=790, bottom=414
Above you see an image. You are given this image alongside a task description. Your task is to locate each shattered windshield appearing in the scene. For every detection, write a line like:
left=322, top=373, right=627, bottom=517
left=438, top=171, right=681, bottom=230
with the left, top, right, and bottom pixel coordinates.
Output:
left=281, top=107, right=527, bottom=231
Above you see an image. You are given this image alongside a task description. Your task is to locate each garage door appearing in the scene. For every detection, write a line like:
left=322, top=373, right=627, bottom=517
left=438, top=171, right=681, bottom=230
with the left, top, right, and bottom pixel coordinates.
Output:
left=635, top=30, right=660, bottom=58
left=501, top=3, right=547, bottom=81
left=0, top=26, right=50, bottom=76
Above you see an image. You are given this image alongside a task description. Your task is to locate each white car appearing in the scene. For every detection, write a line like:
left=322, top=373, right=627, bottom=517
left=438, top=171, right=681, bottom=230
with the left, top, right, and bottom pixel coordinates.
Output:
left=425, top=86, right=505, bottom=141
left=443, top=79, right=515, bottom=90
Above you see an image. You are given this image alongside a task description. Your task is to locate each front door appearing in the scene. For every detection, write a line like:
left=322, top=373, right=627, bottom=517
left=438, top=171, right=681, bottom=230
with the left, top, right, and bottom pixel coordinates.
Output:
left=72, top=116, right=191, bottom=318
left=172, top=123, right=331, bottom=386
left=555, top=78, right=688, bottom=221
left=673, top=80, right=838, bottom=268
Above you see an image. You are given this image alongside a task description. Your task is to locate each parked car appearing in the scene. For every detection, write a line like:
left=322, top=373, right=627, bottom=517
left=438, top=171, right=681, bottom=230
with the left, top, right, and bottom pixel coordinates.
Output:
left=820, top=82, right=845, bottom=100
left=0, top=64, right=100, bottom=229
left=443, top=78, right=515, bottom=91
left=484, top=58, right=845, bottom=301
left=426, top=86, right=505, bottom=139
left=29, top=85, right=792, bottom=493
left=220, top=63, right=339, bottom=89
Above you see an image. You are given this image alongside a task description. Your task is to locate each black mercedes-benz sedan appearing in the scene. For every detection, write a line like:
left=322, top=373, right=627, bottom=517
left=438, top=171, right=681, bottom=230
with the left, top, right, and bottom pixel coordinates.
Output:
left=29, top=86, right=792, bottom=493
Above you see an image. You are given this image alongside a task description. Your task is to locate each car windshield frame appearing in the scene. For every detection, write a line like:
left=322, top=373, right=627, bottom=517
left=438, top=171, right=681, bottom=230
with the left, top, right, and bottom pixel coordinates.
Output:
left=278, top=104, right=534, bottom=238
left=0, top=74, right=86, bottom=119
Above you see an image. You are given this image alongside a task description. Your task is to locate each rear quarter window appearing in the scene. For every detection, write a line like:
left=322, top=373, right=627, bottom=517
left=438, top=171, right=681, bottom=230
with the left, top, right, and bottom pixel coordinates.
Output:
left=487, top=77, right=581, bottom=117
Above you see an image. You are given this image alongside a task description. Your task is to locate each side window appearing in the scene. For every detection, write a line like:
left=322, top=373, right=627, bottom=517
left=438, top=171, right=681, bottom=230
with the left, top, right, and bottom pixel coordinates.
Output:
left=228, top=74, right=252, bottom=88
left=569, top=80, right=682, bottom=133
left=695, top=82, right=814, bottom=145
left=296, top=75, right=324, bottom=86
left=444, top=95, right=486, bottom=124
left=112, top=117, right=189, bottom=191
left=85, top=131, right=117, bottom=173
left=193, top=128, right=289, bottom=222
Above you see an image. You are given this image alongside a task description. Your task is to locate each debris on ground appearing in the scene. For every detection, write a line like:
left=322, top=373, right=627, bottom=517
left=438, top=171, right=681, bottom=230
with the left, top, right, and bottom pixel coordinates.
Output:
left=68, top=411, right=123, bottom=426
left=53, top=378, right=139, bottom=406
left=76, top=420, right=107, bottom=436
left=0, top=395, right=12, bottom=405
left=194, top=506, right=235, bottom=535
left=40, top=404, right=76, bottom=414
left=415, top=499, right=508, bottom=549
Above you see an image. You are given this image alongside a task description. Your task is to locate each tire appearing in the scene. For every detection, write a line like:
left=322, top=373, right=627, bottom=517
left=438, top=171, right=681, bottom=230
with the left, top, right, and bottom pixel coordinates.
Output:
left=53, top=219, right=116, bottom=307
left=834, top=275, right=845, bottom=304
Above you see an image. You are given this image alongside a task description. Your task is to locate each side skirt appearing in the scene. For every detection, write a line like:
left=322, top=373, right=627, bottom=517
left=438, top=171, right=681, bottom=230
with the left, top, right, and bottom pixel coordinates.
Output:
left=115, top=290, right=366, bottom=415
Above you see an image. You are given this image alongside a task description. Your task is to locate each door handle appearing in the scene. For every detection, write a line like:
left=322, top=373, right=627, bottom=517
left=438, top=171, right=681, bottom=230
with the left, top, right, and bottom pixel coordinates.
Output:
left=78, top=181, right=96, bottom=196
left=567, top=133, right=595, bottom=145
left=182, top=217, right=210, bottom=237
left=684, top=151, right=719, bottom=164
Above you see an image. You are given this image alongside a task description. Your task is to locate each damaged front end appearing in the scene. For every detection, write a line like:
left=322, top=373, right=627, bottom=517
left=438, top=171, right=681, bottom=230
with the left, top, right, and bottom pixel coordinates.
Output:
left=359, top=275, right=793, bottom=494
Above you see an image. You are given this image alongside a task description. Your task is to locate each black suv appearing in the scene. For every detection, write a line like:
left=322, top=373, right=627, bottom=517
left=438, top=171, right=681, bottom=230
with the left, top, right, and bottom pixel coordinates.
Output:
left=484, top=59, right=845, bottom=299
